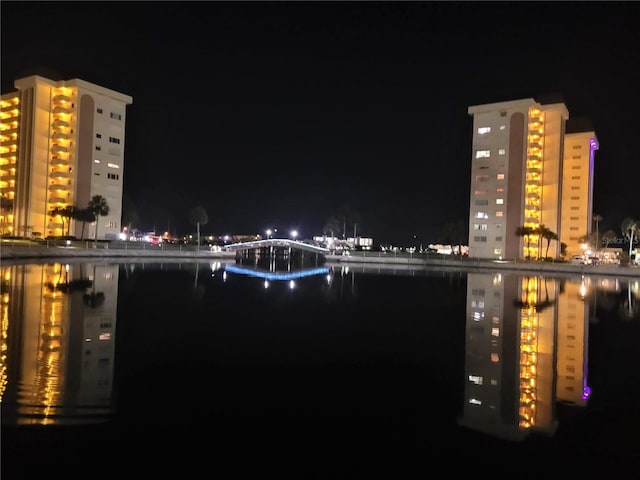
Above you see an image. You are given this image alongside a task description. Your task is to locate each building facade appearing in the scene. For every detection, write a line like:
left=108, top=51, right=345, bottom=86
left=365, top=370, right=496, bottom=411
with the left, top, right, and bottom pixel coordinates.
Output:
left=0, top=75, right=132, bottom=240
left=467, top=98, right=598, bottom=260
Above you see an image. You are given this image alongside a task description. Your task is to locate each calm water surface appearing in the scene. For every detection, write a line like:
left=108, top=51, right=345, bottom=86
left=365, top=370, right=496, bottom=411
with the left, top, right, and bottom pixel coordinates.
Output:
left=2, top=259, right=639, bottom=478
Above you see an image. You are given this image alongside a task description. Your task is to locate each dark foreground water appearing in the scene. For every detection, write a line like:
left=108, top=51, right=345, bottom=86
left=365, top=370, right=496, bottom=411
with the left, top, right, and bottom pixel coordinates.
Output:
left=2, top=259, right=639, bottom=478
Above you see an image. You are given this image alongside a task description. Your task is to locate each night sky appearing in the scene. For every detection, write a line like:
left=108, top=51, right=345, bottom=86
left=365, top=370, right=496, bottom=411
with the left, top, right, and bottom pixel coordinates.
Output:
left=2, top=1, right=639, bottom=245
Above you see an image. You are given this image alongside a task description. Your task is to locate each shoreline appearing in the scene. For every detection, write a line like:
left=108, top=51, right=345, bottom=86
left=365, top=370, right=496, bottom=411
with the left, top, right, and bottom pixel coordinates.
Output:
left=1, top=245, right=638, bottom=278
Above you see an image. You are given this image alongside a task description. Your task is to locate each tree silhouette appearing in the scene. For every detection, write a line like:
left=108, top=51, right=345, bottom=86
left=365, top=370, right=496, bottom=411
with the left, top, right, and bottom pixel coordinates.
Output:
left=75, top=208, right=96, bottom=240
left=593, top=213, right=603, bottom=251
left=621, top=217, right=640, bottom=263
left=515, top=226, right=534, bottom=259
left=188, top=205, right=209, bottom=251
left=51, top=205, right=76, bottom=237
left=87, top=195, right=110, bottom=243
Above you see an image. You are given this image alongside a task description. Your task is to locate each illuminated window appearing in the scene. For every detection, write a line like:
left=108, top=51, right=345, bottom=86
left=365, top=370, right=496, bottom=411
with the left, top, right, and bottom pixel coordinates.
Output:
left=473, top=311, right=485, bottom=320
left=491, top=353, right=499, bottom=362
left=469, top=398, right=482, bottom=405
left=477, top=127, right=491, bottom=134
left=107, top=163, right=119, bottom=168
left=473, top=224, right=488, bottom=230
left=496, top=198, right=504, bottom=205
left=94, top=159, right=101, bottom=163
left=475, top=175, right=489, bottom=182
left=495, top=211, right=503, bottom=217
left=496, top=188, right=504, bottom=193
left=476, top=150, right=490, bottom=158
left=492, top=316, right=500, bottom=323
left=499, top=125, right=506, bottom=130
left=491, top=327, right=500, bottom=337
left=472, top=300, right=485, bottom=308
left=475, top=189, right=488, bottom=195
left=496, top=173, right=505, bottom=180
left=475, top=212, right=488, bottom=219
left=469, top=375, right=483, bottom=385
left=498, top=148, right=506, bottom=155
left=99, top=333, right=111, bottom=340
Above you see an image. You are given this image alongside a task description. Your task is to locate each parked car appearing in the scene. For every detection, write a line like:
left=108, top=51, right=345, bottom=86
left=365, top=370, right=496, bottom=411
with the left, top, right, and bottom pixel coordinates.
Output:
left=570, top=255, right=590, bottom=265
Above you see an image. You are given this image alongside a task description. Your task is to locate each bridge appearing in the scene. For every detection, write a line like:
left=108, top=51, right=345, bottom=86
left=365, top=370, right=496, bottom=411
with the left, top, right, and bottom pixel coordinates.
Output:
left=225, top=238, right=331, bottom=267
left=225, top=238, right=330, bottom=255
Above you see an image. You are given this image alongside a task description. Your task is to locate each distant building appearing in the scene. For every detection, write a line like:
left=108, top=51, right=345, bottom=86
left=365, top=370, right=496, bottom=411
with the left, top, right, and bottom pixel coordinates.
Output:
left=467, top=97, right=598, bottom=260
left=0, top=75, right=133, bottom=239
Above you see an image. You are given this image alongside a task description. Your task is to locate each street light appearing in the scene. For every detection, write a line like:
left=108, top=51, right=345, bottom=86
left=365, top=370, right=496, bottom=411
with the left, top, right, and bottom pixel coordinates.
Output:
left=266, top=229, right=272, bottom=239
left=291, top=230, right=298, bottom=241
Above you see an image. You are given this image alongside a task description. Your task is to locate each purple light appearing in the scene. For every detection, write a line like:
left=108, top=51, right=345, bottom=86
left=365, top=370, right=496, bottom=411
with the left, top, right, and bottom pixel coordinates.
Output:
left=589, top=137, right=599, bottom=151
left=582, top=386, right=592, bottom=400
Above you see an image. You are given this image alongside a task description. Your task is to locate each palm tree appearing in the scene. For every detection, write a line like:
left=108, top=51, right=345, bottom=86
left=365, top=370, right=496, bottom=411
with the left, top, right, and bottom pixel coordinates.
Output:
left=75, top=208, right=96, bottom=240
left=515, top=225, right=534, bottom=259
left=188, top=205, right=209, bottom=251
left=601, top=229, right=617, bottom=250
left=593, top=214, right=603, bottom=252
left=87, top=195, right=110, bottom=243
left=323, top=216, right=342, bottom=239
left=51, top=205, right=76, bottom=237
left=540, top=226, right=558, bottom=259
left=621, top=217, right=640, bottom=263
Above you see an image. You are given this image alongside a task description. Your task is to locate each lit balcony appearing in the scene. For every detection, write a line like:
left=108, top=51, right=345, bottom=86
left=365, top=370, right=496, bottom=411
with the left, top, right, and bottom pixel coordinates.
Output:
left=1, top=126, right=18, bottom=135
left=50, top=157, right=68, bottom=166
left=52, top=119, right=69, bottom=128
left=50, top=171, right=69, bottom=179
left=529, top=142, right=542, bottom=149
left=49, top=183, right=68, bottom=192
left=52, top=132, right=70, bottom=140
left=48, top=196, right=66, bottom=204
left=51, top=145, right=68, bottom=153
left=53, top=94, right=71, bottom=103
left=53, top=106, right=71, bottom=115
left=526, top=192, right=540, bottom=199
left=47, top=221, right=64, bottom=230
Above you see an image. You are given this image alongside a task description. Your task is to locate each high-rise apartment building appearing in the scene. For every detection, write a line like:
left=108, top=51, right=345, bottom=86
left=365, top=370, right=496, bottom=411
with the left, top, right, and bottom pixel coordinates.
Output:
left=467, top=98, right=598, bottom=260
left=0, top=75, right=133, bottom=240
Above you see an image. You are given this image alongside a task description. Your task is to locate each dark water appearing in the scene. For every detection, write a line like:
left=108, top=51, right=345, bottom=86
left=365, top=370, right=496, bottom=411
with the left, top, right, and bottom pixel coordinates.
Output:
left=2, top=259, right=639, bottom=478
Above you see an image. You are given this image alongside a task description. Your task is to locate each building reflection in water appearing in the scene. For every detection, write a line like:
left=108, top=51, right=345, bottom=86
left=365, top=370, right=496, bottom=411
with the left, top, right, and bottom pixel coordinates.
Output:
left=0, top=262, right=119, bottom=425
left=459, top=273, right=591, bottom=440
